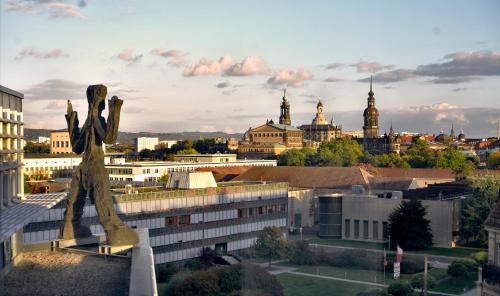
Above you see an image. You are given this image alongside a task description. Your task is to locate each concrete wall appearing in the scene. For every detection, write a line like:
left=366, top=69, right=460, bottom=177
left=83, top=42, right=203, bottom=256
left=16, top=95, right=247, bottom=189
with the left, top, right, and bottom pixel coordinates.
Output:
left=288, top=189, right=315, bottom=229
left=342, top=195, right=461, bottom=247
left=486, top=226, right=500, bottom=265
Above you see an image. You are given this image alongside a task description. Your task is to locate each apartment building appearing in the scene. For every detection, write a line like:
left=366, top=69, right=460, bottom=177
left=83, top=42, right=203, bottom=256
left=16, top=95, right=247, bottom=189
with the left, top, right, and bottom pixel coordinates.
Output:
left=135, top=137, right=159, bottom=152
left=50, top=130, right=72, bottom=154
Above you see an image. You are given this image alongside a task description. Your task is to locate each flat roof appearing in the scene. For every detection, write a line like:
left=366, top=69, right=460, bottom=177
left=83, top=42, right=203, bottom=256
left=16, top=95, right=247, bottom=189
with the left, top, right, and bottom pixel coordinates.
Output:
left=0, top=85, right=24, bottom=99
left=106, top=159, right=276, bottom=167
left=0, top=193, right=67, bottom=242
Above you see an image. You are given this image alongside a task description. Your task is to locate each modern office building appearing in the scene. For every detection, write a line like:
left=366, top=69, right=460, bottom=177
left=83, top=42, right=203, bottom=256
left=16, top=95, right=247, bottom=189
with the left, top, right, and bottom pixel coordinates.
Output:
left=135, top=137, right=159, bottom=152
left=174, top=153, right=237, bottom=163
left=106, top=159, right=276, bottom=182
left=0, top=85, right=24, bottom=208
left=21, top=173, right=288, bottom=265
left=0, top=85, right=25, bottom=273
left=50, top=130, right=72, bottom=154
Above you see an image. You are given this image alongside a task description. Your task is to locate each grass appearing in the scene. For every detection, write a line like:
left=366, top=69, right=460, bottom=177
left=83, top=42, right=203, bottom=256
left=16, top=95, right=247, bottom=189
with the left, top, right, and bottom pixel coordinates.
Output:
left=294, top=265, right=413, bottom=286
left=309, top=239, right=385, bottom=249
left=432, top=277, right=477, bottom=294
left=309, top=238, right=485, bottom=258
left=277, top=272, right=377, bottom=296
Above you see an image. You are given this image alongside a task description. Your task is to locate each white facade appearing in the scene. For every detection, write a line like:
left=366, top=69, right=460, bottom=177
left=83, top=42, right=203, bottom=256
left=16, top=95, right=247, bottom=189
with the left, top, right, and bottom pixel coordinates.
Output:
left=135, top=137, right=159, bottom=152
left=22, top=182, right=289, bottom=264
left=157, top=140, right=179, bottom=149
left=23, top=155, right=111, bottom=178
left=0, top=85, right=24, bottom=208
left=107, top=159, right=277, bottom=182
left=174, top=154, right=237, bottom=163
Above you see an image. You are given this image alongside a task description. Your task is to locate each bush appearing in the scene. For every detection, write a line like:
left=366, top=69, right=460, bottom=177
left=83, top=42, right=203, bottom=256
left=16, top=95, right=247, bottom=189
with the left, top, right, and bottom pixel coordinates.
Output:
left=290, top=241, right=316, bottom=265
left=169, top=263, right=283, bottom=296
left=410, top=273, right=436, bottom=291
left=400, top=257, right=424, bottom=274
left=357, top=289, right=390, bottom=296
left=156, top=263, right=179, bottom=283
left=447, top=261, right=469, bottom=279
left=173, top=270, right=220, bottom=296
left=472, top=251, right=488, bottom=264
left=387, top=282, right=413, bottom=296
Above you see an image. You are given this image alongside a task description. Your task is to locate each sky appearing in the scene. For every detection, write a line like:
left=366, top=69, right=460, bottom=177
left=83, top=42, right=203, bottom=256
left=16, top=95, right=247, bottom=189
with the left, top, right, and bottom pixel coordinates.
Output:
left=1, top=0, right=500, bottom=138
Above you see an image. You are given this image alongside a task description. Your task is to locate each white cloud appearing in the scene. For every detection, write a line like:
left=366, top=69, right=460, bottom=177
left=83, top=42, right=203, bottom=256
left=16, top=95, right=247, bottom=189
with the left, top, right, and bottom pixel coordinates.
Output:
left=117, top=48, right=143, bottom=65
left=225, top=56, right=270, bottom=76
left=352, top=61, right=394, bottom=73
left=5, top=0, right=86, bottom=19
left=183, top=56, right=234, bottom=76
left=266, top=68, right=313, bottom=88
left=16, top=47, right=68, bottom=60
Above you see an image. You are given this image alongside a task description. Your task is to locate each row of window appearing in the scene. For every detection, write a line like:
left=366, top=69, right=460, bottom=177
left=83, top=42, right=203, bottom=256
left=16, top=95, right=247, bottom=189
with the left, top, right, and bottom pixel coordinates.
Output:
left=53, top=141, right=70, bottom=148
left=344, top=219, right=388, bottom=240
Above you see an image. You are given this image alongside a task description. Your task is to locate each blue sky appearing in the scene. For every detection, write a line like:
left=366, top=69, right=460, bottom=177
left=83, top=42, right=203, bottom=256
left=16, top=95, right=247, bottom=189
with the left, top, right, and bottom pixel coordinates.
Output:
left=1, top=0, right=499, bottom=137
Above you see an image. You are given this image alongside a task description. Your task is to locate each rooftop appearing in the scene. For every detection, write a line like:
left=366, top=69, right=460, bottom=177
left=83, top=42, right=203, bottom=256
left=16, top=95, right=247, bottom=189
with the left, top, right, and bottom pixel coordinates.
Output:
left=105, top=159, right=276, bottom=167
left=0, top=85, right=24, bottom=99
left=1, top=250, right=130, bottom=296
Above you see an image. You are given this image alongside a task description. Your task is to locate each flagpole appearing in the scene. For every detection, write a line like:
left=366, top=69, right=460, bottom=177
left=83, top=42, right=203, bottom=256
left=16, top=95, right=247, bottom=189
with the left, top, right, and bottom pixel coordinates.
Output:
left=383, top=247, right=386, bottom=284
left=424, top=256, right=428, bottom=296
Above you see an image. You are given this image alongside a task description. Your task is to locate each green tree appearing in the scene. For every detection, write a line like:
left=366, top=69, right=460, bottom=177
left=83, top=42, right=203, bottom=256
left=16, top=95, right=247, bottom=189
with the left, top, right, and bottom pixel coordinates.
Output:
left=24, top=141, right=50, bottom=154
left=254, top=226, right=289, bottom=266
left=487, top=151, right=500, bottom=169
left=411, top=273, right=436, bottom=295
left=289, top=240, right=316, bottom=265
left=278, top=149, right=306, bottom=166
left=447, top=261, right=469, bottom=280
left=317, top=138, right=363, bottom=167
left=388, top=199, right=433, bottom=250
left=373, top=153, right=410, bottom=168
left=159, top=173, right=169, bottom=183
left=406, top=139, right=435, bottom=168
left=435, top=147, right=475, bottom=178
left=387, top=282, right=413, bottom=296
left=176, top=148, right=199, bottom=155
left=462, top=174, right=500, bottom=245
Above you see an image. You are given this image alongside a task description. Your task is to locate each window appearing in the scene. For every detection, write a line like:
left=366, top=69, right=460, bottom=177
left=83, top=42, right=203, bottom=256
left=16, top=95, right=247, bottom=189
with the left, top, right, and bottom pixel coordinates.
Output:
left=373, top=221, right=379, bottom=240
left=179, top=215, right=190, bottom=225
left=258, top=207, right=263, bottom=215
left=382, top=222, right=388, bottom=240
left=166, top=216, right=178, bottom=226
left=345, top=219, right=350, bottom=238
left=363, top=220, right=369, bottom=239
left=354, top=220, right=359, bottom=238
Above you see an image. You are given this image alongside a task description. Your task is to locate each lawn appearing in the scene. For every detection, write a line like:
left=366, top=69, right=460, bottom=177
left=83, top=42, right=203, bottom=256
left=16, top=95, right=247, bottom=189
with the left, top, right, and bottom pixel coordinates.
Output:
left=309, top=238, right=485, bottom=258
left=277, top=272, right=378, bottom=296
left=294, top=265, right=413, bottom=286
left=309, top=239, right=385, bottom=249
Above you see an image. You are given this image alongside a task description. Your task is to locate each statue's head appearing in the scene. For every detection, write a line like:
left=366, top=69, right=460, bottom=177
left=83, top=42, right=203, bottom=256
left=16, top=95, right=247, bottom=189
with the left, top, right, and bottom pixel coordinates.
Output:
left=86, top=84, right=107, bottom=113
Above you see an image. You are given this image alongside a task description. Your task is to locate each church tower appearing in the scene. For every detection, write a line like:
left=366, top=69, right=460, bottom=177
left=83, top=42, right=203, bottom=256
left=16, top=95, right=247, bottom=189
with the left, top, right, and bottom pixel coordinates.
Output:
left=279, top=89, right=291, bottom=125
left=363, top=77, right=379, bottom=138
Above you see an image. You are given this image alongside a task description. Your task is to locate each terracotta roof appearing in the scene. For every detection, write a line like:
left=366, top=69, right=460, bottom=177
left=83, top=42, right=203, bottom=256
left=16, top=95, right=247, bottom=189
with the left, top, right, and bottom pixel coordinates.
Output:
left=196, top=166, right=253, bottom=182
left=363, top=166, right=456, bottom=180
left=233, top=165, right=456, bottom=189
left=233, top=166, right=369, bottom=189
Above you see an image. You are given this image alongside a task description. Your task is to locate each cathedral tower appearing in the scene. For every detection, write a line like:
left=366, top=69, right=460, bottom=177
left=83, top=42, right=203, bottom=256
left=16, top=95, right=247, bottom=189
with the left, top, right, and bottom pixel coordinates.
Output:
left=279, top=89, right=291, bottom=125
left=363, top=77, right=379, bottom=138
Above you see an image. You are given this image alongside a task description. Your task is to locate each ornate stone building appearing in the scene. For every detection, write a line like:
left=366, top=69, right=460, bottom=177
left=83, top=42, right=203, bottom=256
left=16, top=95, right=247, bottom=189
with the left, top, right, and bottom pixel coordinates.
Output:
left=299, top=100, right=342, bottom=147
left=361, top=78, right=401, bottom=154
left=239, top=90, right=304, bottom=158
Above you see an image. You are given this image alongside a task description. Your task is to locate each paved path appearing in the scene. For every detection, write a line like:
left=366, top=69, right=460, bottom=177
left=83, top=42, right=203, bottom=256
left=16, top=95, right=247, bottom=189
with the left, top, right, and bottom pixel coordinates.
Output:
left=286, top=271, right=461, bottom=296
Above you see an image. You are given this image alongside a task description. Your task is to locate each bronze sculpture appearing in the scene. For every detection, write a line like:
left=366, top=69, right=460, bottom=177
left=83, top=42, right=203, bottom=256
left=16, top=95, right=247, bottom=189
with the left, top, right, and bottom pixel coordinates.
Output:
left=60, top=84, right=138, bottom=246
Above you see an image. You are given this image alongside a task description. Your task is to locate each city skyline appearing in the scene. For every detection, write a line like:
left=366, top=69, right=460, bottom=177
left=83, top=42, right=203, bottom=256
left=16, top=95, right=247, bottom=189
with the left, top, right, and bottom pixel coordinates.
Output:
left=1, top=0, right=500, bottom=137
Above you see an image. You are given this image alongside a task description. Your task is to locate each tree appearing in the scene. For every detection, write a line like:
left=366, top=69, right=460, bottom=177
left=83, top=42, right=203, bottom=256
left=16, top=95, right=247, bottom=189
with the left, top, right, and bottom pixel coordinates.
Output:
left=406, top=139, right=435, bottom=168
left=24, top=141, right=50, bottom=154
left=387, top=282, right=413, bottom=296
left=254, top=226, right=289, bottom=266
left=278, top=149, right=306, bottom=166
left=317, top=138, right=363, bottom=167
left=462, top=175, right=500, bottom=245
left=173, top=270, right=220, bottom=296
left=447, top=261, right=469, bottom=280
left=435, top=147, right=474, bottom=178
left=289, top=240, right=315, bottom=265
left=487, top=151, right=500, bottom=169
left=177, top=148, right=198, bottom=155
left=411, top=273, right=436, bottom=295
left=159, top=173, right=169, bottom=183
left=388, top=199, right=433, bottom=250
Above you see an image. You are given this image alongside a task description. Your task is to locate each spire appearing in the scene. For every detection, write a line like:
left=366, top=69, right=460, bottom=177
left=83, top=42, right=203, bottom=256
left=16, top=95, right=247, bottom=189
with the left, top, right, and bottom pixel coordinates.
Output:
left=390, top=121, right=394, bottom=135
left=283, top=88, right=287, bottom=100
left=450, top=124, right=455, bottom=137
left=368, top=76, right=374, bottom=96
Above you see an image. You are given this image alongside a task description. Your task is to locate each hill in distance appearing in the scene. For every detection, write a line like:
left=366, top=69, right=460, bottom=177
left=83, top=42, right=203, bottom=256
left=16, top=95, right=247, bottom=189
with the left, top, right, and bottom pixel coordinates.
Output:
left=25, top=128, right=244, bottom=145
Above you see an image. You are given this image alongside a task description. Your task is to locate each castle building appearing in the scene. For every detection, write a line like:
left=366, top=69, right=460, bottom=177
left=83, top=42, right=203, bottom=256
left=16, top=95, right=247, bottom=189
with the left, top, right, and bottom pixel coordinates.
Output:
left=239, top=90, right=304, bottom=159
left=361, top=78, right=400, bottom=154
left=299, top=100, right=342, bottom=147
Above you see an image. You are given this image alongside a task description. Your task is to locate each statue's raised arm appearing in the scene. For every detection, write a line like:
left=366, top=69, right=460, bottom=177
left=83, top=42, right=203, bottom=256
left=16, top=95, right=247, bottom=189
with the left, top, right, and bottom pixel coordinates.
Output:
left=104, top=96, right=123, bottom=144
left=65, top=100, right=85, bottom=154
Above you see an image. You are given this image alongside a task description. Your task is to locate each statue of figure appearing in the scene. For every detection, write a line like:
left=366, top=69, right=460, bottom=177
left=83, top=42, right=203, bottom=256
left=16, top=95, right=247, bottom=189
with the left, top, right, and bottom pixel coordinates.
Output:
left=60, top=84, right=138, bottom=246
